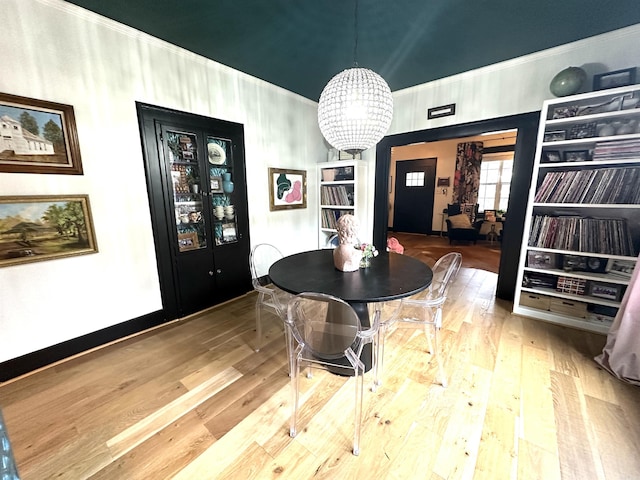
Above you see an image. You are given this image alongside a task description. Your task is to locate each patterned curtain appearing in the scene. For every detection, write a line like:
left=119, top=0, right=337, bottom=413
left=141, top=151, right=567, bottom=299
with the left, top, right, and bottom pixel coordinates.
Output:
left=453, top=141, right=483, bottom=205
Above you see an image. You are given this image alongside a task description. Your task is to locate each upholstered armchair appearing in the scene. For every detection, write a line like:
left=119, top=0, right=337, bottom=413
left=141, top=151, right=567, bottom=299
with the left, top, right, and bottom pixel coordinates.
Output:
left=446, top=214, right=481, bottom=244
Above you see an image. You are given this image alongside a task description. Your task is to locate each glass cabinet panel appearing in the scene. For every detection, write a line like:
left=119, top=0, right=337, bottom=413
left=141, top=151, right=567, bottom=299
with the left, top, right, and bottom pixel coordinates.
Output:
left=207, top=135, right=238, bottom=246
left=166, top=130, right=207, bottom=252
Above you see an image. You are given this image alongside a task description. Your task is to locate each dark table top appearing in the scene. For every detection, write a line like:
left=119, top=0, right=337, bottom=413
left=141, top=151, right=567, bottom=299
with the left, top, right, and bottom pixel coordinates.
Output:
left=269, top=249, right=432, bottom=303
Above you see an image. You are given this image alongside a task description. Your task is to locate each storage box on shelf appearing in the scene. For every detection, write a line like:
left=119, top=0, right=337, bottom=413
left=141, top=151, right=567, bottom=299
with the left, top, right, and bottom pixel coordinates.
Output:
left=318, top=160, right=368, bottom=248
left=513, top=84, right=640, bottom=334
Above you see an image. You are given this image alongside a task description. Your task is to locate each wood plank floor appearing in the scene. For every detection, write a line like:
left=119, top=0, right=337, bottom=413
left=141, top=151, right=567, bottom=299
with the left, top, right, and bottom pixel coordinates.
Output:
left=388, top=232, right=501, bottom=274
left=1, top=262, right=639, bottom=478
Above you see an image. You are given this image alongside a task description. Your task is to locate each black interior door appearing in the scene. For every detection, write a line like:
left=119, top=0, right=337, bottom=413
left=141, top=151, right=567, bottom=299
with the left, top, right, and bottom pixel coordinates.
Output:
left=138, top=103, right=251, bottom=320
left=393, top=158, right=436, bottom=234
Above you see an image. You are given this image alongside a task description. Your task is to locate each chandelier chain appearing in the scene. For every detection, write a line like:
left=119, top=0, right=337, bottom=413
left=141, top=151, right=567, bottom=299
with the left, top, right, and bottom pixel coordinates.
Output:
left=317, top=0, right=393, bottom=155
left=353, top=0, right=359, bottom=67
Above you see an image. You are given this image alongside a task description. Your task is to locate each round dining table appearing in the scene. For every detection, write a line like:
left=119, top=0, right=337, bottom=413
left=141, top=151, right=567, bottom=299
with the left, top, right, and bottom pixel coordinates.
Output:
left=269, top=249, right=433, bottom=372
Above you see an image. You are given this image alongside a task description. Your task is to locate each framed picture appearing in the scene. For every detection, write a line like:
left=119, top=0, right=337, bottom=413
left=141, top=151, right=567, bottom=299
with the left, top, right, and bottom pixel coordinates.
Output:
left=552, top=106, right=579, bottom=119
left=567, top=122, right=597, bottom=140
left=268, top=168, right=307, bottom=211
left=210, top=176, right=223, bottom=193
left=588, top=282, right=622, bottom=301
left=0, top=195, right=97, bottom=267
left=338, top=150, right=361, bottom=160
left=0, top=93, right=83, bottom=175
left=606, top=258, right=635, bottom=278
left=177, top=232, right=199, bottom=252
left=334, top=166, right=354, bottom=181
left=593, top=68, right=637, bottom=91
left=563, top=150, right=590, bottom=162
left=542, top=150, right=561, bottom=163
left=483, top=209, right=497, bottom=222
left=527, top=251, right=558, bottom=270
left=221, top=222, right=237, bottom=243
left=543, top=130, right=566, bottom=142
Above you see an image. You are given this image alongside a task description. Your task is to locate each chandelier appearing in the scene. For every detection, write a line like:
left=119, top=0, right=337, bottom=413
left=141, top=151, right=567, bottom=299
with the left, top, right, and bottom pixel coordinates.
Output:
left=317, top=1, right=393, bottom=156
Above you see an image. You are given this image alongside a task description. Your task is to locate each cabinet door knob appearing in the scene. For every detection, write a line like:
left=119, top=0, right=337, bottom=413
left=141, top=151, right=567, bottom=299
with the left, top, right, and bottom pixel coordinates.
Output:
left=216, top=269, right=222, bottom=274
left=208, top=271, right=214, bottom=276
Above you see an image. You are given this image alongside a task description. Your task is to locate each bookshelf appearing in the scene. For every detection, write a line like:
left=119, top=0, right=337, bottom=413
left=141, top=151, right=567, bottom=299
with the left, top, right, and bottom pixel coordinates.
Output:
left=318, top=160, right=368, bottom=248
left=513, top=84, right=640, bottom=333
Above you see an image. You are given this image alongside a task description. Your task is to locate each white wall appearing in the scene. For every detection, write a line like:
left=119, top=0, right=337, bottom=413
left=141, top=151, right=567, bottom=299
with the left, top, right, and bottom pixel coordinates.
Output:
left=0, top=0, right=325, bottom=363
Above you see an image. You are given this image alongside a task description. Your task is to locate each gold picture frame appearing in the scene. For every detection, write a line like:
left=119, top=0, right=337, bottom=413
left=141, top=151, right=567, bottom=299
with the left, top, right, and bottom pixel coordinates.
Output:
left=0, top=92, right=83, bottom=175
left=0, top=195, right=98, bottom=267
left=268, top=168, right=307, bottom=211
left=177, top=232, right=199, bottom=252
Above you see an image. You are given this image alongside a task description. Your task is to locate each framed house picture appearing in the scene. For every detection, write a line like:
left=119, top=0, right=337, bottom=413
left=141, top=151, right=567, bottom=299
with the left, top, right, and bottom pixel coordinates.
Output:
left=0, top=195, right=98, bottom=267
left=0, top=93, right=83, bottom=175
left=268, top=168, right=307, bottom=211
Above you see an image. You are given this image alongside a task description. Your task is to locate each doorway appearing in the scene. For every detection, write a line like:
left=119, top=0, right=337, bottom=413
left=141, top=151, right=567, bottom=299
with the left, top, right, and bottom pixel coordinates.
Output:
left=373, top=112, right=540, bottom=300
left=393, top=158, right=436, bottom=234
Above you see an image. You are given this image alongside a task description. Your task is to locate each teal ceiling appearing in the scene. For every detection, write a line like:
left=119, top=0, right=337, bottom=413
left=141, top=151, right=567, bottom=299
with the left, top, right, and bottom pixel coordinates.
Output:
left=65, top=0, right=640, bottom=101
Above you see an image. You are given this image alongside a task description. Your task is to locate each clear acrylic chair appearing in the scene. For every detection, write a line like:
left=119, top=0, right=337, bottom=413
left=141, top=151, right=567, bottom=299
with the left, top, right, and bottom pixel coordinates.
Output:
left=373, top=252, right=462, bottom=389
left=249, top=243, right=292, bottom=352
left=286, top=292, right=381, bottom=456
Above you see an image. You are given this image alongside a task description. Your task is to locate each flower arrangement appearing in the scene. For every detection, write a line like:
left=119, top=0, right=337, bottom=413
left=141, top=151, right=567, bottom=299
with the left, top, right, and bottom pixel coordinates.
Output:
left=356, top=243, right=378, bottom=268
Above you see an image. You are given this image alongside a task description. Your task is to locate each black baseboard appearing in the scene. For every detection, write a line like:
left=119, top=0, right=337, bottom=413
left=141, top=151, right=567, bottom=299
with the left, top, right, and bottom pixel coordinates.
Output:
left=0, top=310, right=166, bottom=382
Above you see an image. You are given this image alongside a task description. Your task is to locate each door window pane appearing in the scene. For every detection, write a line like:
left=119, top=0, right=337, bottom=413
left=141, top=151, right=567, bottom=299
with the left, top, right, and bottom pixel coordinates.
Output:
left=166, top=130, right=207, bottom=251
left=405, top=171, right=425, bottom=187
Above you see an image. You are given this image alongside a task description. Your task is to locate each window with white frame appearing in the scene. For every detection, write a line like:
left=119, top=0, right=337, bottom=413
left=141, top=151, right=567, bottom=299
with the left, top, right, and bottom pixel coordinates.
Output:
left=405, top=171, right=425, bottom=187
left=478, top=158, right=513, bottom=212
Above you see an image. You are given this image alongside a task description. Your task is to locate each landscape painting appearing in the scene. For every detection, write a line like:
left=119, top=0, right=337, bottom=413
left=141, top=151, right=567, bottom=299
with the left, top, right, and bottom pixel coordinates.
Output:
left=0, top=195, right=98, bottom=267
left=0, top=92, right=83, bottom=174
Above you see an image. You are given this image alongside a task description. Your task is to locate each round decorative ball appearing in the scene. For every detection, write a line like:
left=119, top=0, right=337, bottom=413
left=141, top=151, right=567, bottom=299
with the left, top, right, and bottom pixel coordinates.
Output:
left=549, top=67, right=587, bottom=97
left=318, top=67, right=393, bottom=155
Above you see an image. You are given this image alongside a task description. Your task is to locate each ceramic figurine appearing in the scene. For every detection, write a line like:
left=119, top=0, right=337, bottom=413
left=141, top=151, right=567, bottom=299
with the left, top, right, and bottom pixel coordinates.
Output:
left=333, top=214, right=362, bottom=272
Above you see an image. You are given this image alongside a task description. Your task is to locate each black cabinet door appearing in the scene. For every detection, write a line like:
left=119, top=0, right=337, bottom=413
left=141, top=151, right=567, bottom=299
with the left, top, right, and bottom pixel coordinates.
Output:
left=138, top=103, right=251, bottom=320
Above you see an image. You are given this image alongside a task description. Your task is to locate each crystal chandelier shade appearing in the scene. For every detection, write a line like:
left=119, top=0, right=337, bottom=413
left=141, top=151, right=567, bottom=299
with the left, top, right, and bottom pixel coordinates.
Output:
left=317, top=67, right=394, bottom=155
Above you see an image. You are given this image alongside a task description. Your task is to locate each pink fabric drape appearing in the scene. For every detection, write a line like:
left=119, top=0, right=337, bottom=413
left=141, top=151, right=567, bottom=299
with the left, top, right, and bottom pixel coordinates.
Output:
left=594, top=254, right=640, bottom=386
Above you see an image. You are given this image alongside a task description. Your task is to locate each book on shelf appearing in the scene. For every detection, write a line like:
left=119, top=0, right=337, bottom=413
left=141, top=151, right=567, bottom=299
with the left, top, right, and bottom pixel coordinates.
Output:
left=320, top=185, right=354, bottom=206
left=321, top=209, right=352, bottom=230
